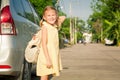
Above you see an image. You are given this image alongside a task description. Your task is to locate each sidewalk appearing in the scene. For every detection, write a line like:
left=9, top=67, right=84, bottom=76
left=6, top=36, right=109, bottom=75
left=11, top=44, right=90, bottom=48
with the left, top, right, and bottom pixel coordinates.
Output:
left=52, top=43, right=120, bottom=80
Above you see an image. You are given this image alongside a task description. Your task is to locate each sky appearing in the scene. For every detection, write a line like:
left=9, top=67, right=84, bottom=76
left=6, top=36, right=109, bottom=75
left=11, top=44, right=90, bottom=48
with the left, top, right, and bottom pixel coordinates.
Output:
left=59, top=0, right=93, bottom=22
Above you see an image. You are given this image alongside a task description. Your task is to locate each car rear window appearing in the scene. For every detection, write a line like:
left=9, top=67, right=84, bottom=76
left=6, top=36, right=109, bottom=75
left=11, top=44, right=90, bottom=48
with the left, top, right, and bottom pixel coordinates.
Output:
left=0, top=0, right=1, bottom=7
left=12, top=0, right=26, bottom=18
left=21, top=0, right=35, bottom=22
left=21, top=0, right=40, bottom=25
left=28, top=2, right=40, bottom=25
left=12, top=0, right=39, bottom=25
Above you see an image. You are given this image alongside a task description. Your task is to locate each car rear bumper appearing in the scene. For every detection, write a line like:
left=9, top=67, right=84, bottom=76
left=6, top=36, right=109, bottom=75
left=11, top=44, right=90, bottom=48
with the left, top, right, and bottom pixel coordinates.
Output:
left=0, top=46, right=24, bottom=77
left=0, top=69, right=20, bottom=76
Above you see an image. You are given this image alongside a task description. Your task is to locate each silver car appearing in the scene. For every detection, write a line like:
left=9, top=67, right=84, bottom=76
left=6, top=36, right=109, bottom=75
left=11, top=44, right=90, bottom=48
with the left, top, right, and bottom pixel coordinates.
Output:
left=0, top=0, right=40, bottom=80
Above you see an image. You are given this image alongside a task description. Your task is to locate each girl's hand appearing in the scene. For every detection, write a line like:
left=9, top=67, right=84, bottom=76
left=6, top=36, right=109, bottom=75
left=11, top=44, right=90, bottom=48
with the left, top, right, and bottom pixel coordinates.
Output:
left=58, top=16, right=66, bottom=26
left=46, top=60, right=52, bottom=68
left=32, top=35, right=36, bottom=40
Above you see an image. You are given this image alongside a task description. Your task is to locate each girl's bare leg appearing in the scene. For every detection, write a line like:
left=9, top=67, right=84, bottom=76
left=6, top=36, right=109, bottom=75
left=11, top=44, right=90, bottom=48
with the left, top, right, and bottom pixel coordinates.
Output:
left=41, top=75, right=48, bottom=80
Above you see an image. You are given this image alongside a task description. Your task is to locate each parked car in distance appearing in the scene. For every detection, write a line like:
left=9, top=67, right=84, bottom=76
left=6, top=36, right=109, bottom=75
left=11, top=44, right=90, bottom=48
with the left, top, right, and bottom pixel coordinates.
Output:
left=104, top=38, right=114, bottom=46
left=0, top=0, right=40, bottom=80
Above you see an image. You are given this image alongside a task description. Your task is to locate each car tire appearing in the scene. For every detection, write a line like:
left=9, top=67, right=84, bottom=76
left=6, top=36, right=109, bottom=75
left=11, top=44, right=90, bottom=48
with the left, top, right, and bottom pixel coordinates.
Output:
left=22, top=59, right=32, bottom=80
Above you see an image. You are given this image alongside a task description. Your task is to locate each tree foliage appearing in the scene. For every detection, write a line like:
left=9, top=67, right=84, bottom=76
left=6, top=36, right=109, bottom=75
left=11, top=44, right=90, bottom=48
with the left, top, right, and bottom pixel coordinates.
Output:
left=29, top=0, right=52, bottom=17
left=88, top=0, right=120, bottom=45
left=59, top=18, right=70, bottom=39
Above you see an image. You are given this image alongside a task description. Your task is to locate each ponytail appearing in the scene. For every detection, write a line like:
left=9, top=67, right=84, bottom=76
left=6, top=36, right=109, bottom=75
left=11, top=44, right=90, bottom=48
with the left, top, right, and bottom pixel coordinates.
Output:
left=39, top=18, right=44, bottom=27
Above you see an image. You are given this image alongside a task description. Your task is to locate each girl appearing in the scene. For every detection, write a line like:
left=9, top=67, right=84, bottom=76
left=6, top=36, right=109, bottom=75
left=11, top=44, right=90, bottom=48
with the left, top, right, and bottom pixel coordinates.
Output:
left=37, top=6, right=66, bottom=80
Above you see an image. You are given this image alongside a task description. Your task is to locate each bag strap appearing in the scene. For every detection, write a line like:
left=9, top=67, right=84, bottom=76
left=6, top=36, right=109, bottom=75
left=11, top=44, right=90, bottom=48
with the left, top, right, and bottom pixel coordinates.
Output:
left=33, top=30, right=41, bottom=48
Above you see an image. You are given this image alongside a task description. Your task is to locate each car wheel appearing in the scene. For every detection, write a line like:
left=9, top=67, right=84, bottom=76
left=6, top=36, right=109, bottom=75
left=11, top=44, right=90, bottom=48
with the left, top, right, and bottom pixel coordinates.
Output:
left=22, top=60, right=32, bottom=80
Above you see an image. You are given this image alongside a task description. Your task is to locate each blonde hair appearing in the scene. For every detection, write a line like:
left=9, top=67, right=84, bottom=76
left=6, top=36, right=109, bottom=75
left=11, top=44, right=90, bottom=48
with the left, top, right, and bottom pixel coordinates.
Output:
left=40, top=6, right=59, bottom=27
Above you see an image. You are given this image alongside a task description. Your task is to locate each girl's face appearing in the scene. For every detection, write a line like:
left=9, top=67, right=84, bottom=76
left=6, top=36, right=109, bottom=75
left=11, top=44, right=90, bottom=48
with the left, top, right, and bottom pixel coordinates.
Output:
left=43, top=9, right=57, bottom=25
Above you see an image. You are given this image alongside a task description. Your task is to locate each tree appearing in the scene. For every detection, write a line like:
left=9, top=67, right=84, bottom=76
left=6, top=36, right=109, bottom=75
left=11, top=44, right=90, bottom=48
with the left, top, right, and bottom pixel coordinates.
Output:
left=89, top=0, right=120, bottom=45
left=29, top=0, right=52, bottom=17
left=59, top=18, right=70, bottom=39
left=76, top=19, right=85, bottom=41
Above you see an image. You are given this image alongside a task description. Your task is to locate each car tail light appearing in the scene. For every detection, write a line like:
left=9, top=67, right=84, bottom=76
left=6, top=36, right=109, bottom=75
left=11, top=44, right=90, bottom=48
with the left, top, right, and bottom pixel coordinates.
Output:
left=0, top=5, right=16, bottom=35
left=0, top=65, right=11, bottom=69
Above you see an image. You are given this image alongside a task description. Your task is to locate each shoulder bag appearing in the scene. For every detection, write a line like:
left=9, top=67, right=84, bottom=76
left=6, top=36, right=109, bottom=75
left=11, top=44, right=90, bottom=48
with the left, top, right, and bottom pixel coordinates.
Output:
left=25, top=30, right=41, bottom=64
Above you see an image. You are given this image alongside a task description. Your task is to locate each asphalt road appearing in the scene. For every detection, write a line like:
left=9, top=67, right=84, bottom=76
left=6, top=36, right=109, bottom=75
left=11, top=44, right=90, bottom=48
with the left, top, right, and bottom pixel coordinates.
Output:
left=32, top=43, right=120, bottom=80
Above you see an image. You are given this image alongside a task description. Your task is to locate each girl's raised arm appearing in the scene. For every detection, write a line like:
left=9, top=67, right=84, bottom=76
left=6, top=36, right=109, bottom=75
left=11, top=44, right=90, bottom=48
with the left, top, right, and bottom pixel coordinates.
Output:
left=58, top=16, right=66, bottom=26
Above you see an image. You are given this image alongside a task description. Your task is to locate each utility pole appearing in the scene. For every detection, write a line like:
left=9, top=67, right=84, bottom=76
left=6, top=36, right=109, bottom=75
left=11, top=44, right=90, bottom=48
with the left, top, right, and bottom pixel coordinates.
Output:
left=69, top=2, right=73, bottom=44
left=74, top=17, right=77, bottom=44
left=55, top=0, right=60, bottom=10
left=69, top=1, right=79, bottom=44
